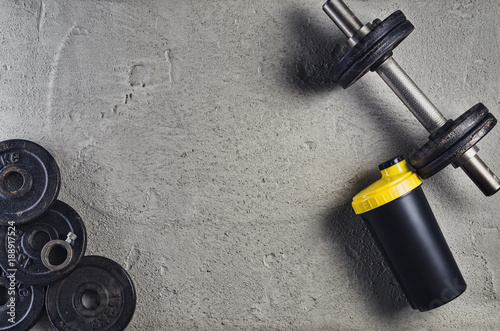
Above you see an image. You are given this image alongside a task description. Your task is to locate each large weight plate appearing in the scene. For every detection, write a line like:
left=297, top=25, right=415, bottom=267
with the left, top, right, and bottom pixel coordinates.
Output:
left=0, top=200, right=86, bottom=286
left=0, top=139, right=61, bottom=226
left=409, top=103, right=497, bottom=178
left=46, top=256, right=137, bottom=331
left=333, top=10, right=414, bottom=88
left=409, top=103, right=490, bottom=169
left=0, top=272, right=44, bottom=330
left=338, top=20, right=414, bottom=88
left=417, top=115, right=496, bottom=178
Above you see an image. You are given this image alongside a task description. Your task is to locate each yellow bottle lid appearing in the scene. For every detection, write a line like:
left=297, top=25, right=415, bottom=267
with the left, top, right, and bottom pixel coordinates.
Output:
left=352, top=156, right=422, bottom=214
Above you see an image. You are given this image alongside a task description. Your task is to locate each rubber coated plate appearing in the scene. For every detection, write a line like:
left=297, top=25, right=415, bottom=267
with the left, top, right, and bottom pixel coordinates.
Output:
left=0, top=200, right=87, bottom=286
left=0, top=273, right=44, bottom=330
left=46, top=256, right=136, bottom=331
left=0, top=139, right=61, bottom=226
left=409, top=103, right=490, bottom=169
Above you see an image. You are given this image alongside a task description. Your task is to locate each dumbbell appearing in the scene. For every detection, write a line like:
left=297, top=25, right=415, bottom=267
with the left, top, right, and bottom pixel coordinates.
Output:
left=323, top=0, right=500, bottom=196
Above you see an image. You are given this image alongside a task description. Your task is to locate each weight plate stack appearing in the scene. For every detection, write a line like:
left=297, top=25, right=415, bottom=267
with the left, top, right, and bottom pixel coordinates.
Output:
left=0, top=200, right=87, bottom=286
left=409, top=103, right=497, bottom=178
left=333, top=10, right=414, bottom=88
left=46, top=256, right=137, bottom=331
left=0, top=139, right=61, bottom=226
left=0, top=139, right=136, bottom=330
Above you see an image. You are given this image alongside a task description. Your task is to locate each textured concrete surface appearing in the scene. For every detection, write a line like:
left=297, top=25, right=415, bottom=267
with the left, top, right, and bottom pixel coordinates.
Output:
left=1, top=0, right=500, bottom=329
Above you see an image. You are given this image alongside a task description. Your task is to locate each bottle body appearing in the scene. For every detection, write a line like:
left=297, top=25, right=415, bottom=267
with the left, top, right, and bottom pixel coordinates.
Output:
left=352, top=157, right=466, bottom=311
left=361, top=186, right=466, bottom=311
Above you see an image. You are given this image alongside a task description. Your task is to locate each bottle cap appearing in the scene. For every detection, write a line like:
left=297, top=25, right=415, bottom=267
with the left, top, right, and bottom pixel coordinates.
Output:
left=352, top=157, right=422, bottom=214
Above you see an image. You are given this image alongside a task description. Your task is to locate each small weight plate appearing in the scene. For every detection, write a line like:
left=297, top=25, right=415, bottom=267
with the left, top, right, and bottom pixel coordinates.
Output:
left=0, top=200, right=86, bottom=286
left=0, top=139, right=61, bottom=226
left=0, top=272, right=44, bottom=330
left=46, top=256, right=137, bottom=331
left=414, top=113, right=497, bottom=178
left=409, top=103, right=490, bottom=169
left=333, top=10, right=414, bottom=88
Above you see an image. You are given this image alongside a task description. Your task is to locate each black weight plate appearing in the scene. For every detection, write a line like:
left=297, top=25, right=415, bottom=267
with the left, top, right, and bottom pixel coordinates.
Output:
left=333, top=10, right=407, bottom=82
left=0, top=139, right=61, bottom=226
left=0, top=200, right=86, bottom=286
left=333, top=10, right=413, bottom=88
left=417, top=113, right=497, bottom=178
left=409, top=103, right=490, bottom=169
left=337, top=20, right=414, bottom=88
left=0, top=272, right=44, bottom=330
left=46, top=256, right=136, bottom=331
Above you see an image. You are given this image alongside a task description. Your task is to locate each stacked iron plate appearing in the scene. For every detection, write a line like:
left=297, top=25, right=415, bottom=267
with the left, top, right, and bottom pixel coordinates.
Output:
left=0, top=139, right=136, bottom=331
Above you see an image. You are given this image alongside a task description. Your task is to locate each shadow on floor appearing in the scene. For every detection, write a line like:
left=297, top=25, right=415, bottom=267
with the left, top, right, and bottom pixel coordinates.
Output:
left=322, top=171, right=411, bottom=317
left=282, top=8, right=413, bottom=316
left=282, top=8, right=347, bottom=95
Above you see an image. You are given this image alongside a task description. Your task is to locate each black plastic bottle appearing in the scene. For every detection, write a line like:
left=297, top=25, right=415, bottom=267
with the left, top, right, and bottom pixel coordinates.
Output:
left=351, top=156, right=466, bottom=311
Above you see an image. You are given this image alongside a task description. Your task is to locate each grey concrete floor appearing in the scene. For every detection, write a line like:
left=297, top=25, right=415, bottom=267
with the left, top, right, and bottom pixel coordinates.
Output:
left=1, top=0, right=500, bottom=330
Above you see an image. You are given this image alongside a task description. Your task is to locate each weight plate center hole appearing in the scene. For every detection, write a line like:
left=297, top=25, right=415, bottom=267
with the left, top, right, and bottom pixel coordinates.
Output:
left=81, top=290, right=101, bottom=310
left=48, top=245, right=68, bottom=267
left=29, top=230, right=51, bottom=251
left=0, top=285, right=9, bottom=306
left=3, top=171, right=24, bottom=194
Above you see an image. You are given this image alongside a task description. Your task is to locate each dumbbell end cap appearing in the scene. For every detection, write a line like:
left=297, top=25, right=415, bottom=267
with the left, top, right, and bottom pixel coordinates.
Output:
left=459, top=154, right=500, bottom=196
